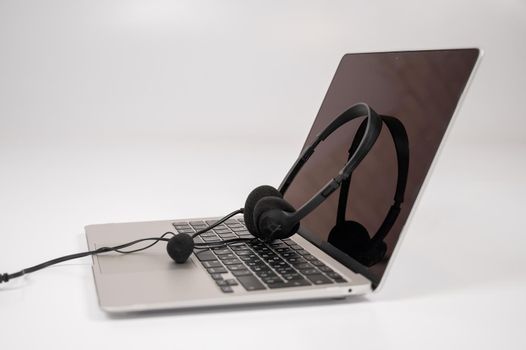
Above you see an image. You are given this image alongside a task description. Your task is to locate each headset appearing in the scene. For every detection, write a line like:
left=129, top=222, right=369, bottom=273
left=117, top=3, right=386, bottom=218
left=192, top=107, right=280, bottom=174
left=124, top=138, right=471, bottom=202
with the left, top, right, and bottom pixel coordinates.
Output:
left=1, top=102, right=387, bottom=284
left=328, top=115, right=409, bottom=267
left=244, top=102, right=382, bottom=241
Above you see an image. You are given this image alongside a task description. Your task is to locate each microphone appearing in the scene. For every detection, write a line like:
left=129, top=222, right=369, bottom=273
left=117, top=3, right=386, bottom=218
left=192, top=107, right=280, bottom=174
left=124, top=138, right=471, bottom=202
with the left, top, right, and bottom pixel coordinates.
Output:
left=166, top=233, right=194, bottom=263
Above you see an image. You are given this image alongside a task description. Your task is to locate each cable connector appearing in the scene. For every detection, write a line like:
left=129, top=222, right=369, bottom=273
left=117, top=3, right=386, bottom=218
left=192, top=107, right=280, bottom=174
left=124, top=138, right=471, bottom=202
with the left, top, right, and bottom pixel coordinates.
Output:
left=1, top=273, right=10, bottom=283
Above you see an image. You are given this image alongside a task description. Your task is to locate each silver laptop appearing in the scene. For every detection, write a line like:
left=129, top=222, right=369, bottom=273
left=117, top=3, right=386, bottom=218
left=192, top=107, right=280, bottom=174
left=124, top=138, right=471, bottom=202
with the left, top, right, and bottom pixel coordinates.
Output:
left=86, top=49, right=481, bottom=313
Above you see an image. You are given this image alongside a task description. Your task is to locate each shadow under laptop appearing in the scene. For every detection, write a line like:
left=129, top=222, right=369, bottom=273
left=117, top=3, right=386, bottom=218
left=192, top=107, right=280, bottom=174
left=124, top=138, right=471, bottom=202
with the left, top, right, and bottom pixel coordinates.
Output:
left=90, top=294, right=371, bottom=320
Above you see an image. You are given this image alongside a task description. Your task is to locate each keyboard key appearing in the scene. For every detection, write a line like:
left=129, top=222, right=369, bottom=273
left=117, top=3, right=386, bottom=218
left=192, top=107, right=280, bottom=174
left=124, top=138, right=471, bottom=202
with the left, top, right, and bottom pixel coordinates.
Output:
left=237, top=233, right=254, bottom=238
left=212, top=248, right=231, bottom=255
left=304, top=255, right=318, bottom=261
left=200, top=232, right=216, bottom=238
left=251, top=266, right=271, bottom=273
left=202, top=260, right=222, bottom=268
left=283, top=273, right=303, bottom=281
left=319, top=266, right=334, bottom=273
left=226, top=264, right=246, bottom=271
left=216, top=280, right=228, bottom=286
left=306, top=274, right=332, bottom=285
left=261, top=276, right=282, bottom=285
left=299, top=268, right=320, bottom=275
left=173, top=223, right=190, bottom=229
left=327, top=272, right=344, bottom=280
left=292, top=263, right=312, bottom=270
left=310, top=260, right=325, bottom=267
left=196, top=250, right=216, bottom=261
left=252, top=245, right=270, bottom=252
left=245, top=261, right=266, bottom=268
left=287, top=279, right=311, bottom=287
left=220, top=286, right=233, bottom=293
left=259, top=252, right=274, bottom=260
left=225, top=279, right=238, bottom=286
left=231, top=269, right=252, bottom=277
left=214, top=228, right=231, bottom=233
left=225, top=220, right=245, bottom=227
left=238, top=255, right=256, bottom=262
left=230, top=244, right=248, bottom=250
left=235, top=250, right=253, bottom=256
left=269, top=261, right=288, bottom=268
left=275, top=266, right=294, bottom=274
left=256, top=271, right=278, bottom=279
left=217, top=253, right=236, bottom=260
left=236, top=275, right=266, bottom=291
left=275, top=247, right=293, bottom=254
left=210, top=273, right=223, bottom=280
left=267, top=279, right=310, bottom=289
left=222, top=258, right=242, bottom=265
left=203, top=237, right=221, bottom=243
left=266, top=256, right=282, bottom=264
left=287, top=257, right=306, bottom=264
left=177, top=228, right=195, bottom=234
left=207, top=267, right=227, bottom=274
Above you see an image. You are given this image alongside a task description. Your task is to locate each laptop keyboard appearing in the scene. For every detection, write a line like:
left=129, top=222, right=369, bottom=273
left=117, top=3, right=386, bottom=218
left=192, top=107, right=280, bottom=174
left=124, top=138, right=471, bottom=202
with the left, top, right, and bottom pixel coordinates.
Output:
left=172, top=217, right=347, bottom=293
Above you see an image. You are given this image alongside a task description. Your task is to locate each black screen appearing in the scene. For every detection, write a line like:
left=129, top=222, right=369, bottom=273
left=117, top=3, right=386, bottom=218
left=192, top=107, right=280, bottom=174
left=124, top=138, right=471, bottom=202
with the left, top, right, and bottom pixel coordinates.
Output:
left=282, top=49, right=479, bottom=286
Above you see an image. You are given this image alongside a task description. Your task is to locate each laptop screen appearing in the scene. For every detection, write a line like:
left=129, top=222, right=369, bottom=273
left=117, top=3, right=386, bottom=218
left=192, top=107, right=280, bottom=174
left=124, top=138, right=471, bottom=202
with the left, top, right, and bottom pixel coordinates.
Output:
left=282, top=49, right=479, bottom=287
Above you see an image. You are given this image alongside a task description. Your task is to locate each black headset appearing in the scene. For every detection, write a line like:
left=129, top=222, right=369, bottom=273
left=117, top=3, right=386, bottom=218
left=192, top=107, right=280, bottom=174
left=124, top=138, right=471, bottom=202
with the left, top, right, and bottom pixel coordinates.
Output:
left=1, top=103, right=393, bottom=284
left=244, top=103, right=382, bottom=241
left=328, top=115, right=409, bottom=267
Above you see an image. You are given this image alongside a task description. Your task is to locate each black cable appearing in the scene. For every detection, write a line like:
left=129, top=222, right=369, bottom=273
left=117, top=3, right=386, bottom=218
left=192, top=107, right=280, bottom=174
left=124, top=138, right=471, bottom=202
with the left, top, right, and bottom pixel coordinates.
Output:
left=0, top=236, right=172, bottom=284
left=115, top=232, right=175, bottom=254
left=195, top=237, right=256, bottom=248
left=1, top=209, right=247, bottom=284
left=191, top=208, right=244, bottom=238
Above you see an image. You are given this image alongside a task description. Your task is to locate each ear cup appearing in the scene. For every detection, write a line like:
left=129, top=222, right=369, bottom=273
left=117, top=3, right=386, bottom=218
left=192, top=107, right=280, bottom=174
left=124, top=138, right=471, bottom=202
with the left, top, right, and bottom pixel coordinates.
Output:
left=244, top=185, right=282, bottom=236
left=253, top=196, right=298, bottom=240
left=328, top=221, right=387, bottom=267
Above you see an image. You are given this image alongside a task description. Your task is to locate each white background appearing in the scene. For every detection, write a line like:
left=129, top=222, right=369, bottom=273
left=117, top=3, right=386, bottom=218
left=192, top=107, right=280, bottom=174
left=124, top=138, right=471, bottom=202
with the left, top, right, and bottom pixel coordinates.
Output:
left=1, top=0, right=525, bottom=349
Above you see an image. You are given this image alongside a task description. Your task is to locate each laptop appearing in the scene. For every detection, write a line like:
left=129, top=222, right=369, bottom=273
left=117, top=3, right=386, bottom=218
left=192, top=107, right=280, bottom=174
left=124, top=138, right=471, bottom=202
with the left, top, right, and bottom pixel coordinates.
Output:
left=85, top=48, right=481, bottom=313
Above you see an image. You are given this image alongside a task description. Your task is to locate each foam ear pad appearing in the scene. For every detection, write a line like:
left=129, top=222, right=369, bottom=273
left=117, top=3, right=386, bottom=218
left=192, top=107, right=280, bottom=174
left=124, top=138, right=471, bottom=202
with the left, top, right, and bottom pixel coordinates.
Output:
left=253, top=196, right=298, bottom=240
left=244, top=185, right=282, bottom=236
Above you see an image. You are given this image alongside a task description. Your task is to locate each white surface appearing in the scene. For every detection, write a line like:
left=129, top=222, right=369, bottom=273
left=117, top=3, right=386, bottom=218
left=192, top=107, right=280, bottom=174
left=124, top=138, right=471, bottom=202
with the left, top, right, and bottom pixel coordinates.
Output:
left=1, top=1, right=525, bottom=349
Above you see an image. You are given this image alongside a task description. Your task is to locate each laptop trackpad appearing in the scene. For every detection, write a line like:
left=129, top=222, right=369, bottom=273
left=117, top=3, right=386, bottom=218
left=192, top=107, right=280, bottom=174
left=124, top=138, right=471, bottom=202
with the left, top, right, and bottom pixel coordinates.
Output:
left=95, top=244, right=197, bottom=274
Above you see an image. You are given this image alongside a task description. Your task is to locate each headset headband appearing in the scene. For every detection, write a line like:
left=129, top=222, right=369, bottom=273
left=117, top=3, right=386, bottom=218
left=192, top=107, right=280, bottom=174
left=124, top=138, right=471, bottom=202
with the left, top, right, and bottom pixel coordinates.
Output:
left=278, top=103, right=383, bottom=224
